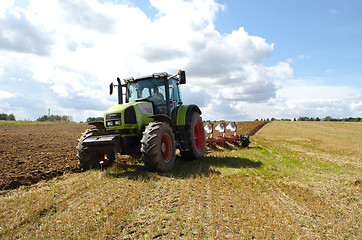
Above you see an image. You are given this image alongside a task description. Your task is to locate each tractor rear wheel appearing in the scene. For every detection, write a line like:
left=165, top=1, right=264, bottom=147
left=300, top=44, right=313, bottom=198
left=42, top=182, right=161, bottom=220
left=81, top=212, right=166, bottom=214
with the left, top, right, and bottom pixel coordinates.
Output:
left=77, top=128, right=115, bottom=171
left=141, top=122, right=176, bottom=172
left=181, top=111, right=206, bottom=160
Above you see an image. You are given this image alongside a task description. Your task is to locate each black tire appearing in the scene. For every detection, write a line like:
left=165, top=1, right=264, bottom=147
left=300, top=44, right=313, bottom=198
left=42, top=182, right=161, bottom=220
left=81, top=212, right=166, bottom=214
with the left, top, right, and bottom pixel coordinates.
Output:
left=241, top=136, right=250, bottom=147
left=180, top=112, right=206, bottom=160
left=141, top=122, right=176, bottom=172
left=77, top=128, right=115, bottom=171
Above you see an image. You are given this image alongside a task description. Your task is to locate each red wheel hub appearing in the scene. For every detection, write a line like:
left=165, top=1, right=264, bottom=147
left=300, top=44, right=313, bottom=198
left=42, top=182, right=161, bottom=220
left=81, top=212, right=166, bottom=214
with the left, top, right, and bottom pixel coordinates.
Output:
left=194, top=122, right=203, bottom=151
left=100, top=153, right=109, bottom=165
left=161, top=133, right=172, bottom=163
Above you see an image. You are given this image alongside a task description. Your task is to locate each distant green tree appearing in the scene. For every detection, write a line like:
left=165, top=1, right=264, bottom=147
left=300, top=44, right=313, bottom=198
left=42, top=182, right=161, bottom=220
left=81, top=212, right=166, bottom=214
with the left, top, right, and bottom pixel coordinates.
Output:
left=0, top=113, right=16, bottom=121
left=37, top=115, right=73, bottom=122
left=323, top=116, right=333, bottom=121
left=0, top=113, right=7, bottom=120
left=7, top=114, right=15, bottom=121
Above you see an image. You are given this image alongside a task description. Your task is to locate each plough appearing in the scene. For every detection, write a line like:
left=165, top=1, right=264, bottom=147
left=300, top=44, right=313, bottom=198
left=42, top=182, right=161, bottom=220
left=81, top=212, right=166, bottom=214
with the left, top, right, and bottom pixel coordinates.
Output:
left=204, top=122, right=250, bottom=147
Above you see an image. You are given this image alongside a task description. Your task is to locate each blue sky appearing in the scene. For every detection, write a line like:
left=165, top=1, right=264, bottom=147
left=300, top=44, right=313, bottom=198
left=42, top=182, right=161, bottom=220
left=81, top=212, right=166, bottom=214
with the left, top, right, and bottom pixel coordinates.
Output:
left=218, top=0, right=362, bottom=88
left=0, top=0, right=361, bottom=121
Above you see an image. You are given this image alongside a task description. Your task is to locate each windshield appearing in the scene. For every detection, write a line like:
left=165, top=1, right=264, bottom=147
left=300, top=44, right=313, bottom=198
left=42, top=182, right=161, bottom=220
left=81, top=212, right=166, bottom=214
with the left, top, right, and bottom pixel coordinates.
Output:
left=127, top=78, right=166, bottom=103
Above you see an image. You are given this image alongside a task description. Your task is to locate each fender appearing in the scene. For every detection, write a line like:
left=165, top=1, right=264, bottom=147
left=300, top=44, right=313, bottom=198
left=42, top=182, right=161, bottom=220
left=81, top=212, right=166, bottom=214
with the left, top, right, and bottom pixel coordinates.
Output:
left=173, top=105, right=202, bottom=152
left=150, top=114, right=176, bottom=133
left=176, top=105, right=202, bottom=126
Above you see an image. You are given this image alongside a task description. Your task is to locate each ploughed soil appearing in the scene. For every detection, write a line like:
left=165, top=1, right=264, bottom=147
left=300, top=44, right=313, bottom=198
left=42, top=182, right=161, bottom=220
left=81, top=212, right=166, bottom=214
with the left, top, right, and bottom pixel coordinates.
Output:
left=0, top=121, right=268, bottom=191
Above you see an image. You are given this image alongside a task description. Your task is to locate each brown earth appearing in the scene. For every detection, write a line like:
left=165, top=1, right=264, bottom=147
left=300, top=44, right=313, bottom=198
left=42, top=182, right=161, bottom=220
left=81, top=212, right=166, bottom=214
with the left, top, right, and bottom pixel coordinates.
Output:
left=0, top=121, right=268, bottom=191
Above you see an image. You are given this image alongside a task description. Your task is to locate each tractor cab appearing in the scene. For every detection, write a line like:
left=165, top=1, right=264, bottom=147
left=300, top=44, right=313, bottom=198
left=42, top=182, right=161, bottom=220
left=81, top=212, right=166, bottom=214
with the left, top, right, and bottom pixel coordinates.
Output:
left=110, top=71, right=185, bottom=117
left=125, top=73, right=183, bottom=115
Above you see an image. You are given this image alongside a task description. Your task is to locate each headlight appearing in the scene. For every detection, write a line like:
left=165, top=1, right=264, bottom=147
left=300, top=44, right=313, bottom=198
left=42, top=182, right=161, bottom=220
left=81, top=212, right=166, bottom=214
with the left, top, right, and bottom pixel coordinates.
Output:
left=114, top=120, right=121, bottom=126
left=106, top=121, right=114, bottom=127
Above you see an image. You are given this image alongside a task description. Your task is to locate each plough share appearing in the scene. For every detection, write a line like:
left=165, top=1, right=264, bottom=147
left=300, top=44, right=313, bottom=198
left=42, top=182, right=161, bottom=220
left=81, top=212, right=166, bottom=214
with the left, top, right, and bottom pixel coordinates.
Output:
left=204, top=122, right=250, bottom=147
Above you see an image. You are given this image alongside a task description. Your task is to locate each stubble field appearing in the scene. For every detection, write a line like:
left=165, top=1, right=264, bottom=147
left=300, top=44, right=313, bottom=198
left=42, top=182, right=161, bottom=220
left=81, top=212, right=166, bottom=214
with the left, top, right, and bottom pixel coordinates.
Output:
left=0, top=121, right=361, bottom=239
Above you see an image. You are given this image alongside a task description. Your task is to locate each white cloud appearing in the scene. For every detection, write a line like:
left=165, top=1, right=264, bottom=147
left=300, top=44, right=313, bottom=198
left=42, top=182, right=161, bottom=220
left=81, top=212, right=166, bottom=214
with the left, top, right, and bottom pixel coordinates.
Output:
left=239, top=82, right=362, bottom=120
left=350, top=102, right=362, bottom=114
left=0, top=4, right=54, bottom=55
left=278, top=84, right=358, bottom=101
left=349, top=94, right=362, bottom=115
left=201, top=96, right=246, bottom=121
left=0, top=90, right=14, bottom=100
left=0, top=0, right=12, bottom=18
left=58, top=0, right=116, bottom=34
left=297, top=54, right=306, bottom=59
left=325, top=68, right=336, bottom=74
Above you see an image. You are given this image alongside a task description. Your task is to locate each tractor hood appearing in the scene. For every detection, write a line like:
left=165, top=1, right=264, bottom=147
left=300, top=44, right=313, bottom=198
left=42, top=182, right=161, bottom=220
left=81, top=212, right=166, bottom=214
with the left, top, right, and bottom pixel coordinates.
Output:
left=104, top=101, right=154, bottom=136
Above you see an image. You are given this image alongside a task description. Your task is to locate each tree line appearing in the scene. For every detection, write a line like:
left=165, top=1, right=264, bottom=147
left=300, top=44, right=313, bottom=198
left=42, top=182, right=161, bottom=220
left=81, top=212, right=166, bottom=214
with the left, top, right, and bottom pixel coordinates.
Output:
left=0, top=113, right=16, bottom=121
left=36, top=115, right=73, bottom=122
left=255, top=116, right=362, bottom=122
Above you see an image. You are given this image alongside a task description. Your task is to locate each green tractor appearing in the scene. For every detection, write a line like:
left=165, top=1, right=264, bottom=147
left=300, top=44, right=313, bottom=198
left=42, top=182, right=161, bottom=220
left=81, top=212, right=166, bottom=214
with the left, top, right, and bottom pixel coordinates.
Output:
left=77, top=70, right=206, bottom=172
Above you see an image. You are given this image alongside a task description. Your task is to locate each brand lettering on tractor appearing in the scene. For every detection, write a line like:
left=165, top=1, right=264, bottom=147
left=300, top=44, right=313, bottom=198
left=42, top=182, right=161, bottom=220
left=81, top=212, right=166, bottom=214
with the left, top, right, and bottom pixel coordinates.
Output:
left=138, top=103, right=154, bottom=115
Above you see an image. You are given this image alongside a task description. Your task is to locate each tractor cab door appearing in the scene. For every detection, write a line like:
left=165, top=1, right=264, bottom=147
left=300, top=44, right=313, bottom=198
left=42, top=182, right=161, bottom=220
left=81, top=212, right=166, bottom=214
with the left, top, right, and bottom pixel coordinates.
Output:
left=149, top=85, right=167, bottom=114
left=168, top=78, right=182, bottom=113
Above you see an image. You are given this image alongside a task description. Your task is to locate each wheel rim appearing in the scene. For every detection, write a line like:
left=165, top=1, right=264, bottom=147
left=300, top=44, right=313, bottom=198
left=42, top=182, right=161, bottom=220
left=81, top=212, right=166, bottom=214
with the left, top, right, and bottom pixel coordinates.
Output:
left=161, top=133, right=172, bottom=163
left=194, top=122, right=203, bottom=151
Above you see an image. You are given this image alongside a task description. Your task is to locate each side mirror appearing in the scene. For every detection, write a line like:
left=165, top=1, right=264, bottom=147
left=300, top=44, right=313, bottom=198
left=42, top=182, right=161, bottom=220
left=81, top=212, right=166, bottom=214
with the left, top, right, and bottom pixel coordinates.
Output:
left=179, top=70, right=186, bottom=84
left=109, top=83, right=113, bottom=95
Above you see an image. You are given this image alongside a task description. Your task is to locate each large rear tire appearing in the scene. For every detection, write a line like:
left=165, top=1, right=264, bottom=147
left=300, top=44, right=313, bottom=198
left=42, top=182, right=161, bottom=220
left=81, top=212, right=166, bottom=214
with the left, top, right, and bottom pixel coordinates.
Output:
left=180, top=112, right=206, bottom=160
left=77, top=128, right=115, bottom=171
left=141, top=122, right=176, bottom=172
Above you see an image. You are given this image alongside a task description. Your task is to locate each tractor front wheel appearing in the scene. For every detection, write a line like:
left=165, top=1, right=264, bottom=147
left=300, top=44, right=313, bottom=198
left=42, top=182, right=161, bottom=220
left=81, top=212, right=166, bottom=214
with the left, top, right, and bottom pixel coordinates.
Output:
left=141, top=122, right=176, bottom=172
left=77, top=128, right=115, bottom=171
